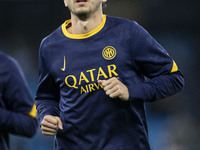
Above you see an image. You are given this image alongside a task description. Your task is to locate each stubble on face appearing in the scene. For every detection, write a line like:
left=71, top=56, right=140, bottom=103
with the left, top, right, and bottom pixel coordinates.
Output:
left=66, top=0, right=103, bottom=18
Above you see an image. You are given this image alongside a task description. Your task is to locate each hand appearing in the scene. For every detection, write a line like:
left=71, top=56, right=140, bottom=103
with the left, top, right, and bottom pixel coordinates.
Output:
left=41, top=115, right=63, bottom=136
left=98, top=77, right=129, bottom=101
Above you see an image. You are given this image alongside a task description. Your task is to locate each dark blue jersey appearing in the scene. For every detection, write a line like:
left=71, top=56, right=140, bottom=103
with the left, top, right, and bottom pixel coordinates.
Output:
left=36, top=15, right=184, bottom=150
left=0, top=52, right=38, bottom=150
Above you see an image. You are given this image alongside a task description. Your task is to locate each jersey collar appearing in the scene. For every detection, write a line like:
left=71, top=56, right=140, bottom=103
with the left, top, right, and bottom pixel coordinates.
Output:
left=62, top=15, right=106, bottom=39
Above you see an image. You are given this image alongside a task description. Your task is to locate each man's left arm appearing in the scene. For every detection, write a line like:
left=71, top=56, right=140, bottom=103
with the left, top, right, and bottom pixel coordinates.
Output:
left=0, top=58, right=38, bottom=137
left=99, top=22, right=184, bottom=102
left=127, top=23, right=184, bottom=102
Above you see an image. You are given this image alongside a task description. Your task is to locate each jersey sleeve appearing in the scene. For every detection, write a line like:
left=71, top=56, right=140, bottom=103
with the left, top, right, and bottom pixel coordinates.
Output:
left=128, top=22, right=184, bottom=102
left=35, top=39, right=60, bottom=124
left=0, top=57, right=38, bottom=137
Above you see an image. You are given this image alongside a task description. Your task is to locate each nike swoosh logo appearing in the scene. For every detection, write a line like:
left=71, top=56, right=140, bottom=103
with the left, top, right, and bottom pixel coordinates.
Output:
left=61, top=56, right=66, bottom=71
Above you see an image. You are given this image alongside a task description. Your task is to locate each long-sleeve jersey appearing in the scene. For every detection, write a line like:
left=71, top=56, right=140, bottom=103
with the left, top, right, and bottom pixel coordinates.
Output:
left=0, top=52, right=38, bottom=150
left=36, top=15, right=184, bottom=150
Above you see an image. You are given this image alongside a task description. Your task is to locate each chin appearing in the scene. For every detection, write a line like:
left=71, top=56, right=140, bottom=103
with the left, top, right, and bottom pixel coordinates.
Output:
left=74, top=10, right=91, bottom=16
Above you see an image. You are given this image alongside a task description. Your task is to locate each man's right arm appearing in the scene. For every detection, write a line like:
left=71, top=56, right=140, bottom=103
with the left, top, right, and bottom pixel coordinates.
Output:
left=35, top=39, right=61, bottom=133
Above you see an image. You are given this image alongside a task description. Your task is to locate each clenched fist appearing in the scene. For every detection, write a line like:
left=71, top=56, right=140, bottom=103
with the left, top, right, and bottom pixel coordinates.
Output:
left=98, top=77, right=129, bottom=101
left=41, top=115, right=63, bottom=136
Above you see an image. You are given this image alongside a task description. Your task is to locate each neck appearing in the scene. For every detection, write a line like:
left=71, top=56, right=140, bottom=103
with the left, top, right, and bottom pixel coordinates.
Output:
left=68, top=9, right=103, bottom=35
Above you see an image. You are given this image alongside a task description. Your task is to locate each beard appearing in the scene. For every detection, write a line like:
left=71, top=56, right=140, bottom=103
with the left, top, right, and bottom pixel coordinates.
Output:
left=68, top=1, right=102, bottom=18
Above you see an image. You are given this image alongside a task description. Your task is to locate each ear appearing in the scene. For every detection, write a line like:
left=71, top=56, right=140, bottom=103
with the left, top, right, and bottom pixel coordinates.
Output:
left=64, top=0, right=68, bottom=7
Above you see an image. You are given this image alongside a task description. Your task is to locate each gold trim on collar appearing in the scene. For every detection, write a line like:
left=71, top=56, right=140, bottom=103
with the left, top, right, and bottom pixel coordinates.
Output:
left=62, top=15, right=106, bottom=39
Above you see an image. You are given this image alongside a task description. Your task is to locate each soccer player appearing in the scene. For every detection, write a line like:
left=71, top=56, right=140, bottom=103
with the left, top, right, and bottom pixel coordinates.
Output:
left=0, top=51, right=38, bottom=150
left=35, top=0, right=184, bottom=149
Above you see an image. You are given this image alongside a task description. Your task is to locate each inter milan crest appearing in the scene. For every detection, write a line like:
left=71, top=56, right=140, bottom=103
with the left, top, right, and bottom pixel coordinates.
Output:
left=102, top=46, right=116, bottom=60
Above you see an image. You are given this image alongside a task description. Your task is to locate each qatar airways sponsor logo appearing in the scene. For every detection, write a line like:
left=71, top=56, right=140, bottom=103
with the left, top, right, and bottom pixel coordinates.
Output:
left=61, top=46, right=118, bottom=94
left=64, top=64, right=119, bottom=94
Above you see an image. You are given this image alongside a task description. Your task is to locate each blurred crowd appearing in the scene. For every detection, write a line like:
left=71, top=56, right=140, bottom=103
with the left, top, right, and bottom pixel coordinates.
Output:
left=0, top=0, right=199, bottom=150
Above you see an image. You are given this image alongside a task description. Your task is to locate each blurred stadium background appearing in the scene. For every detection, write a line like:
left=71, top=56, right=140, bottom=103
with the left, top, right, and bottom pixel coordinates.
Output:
left=0, top=0, right=199, bottom=150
